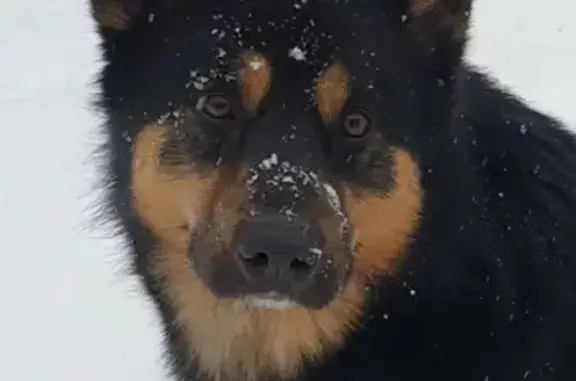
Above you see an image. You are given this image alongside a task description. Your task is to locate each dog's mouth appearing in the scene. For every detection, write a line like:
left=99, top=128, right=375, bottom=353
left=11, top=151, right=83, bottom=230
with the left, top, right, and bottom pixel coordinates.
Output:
left=240, top=292, right=302, bottom=310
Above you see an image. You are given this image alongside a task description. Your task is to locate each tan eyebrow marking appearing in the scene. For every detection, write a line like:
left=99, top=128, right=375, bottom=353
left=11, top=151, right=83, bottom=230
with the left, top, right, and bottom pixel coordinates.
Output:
left=315, top=62, right=350, bottom=122
left=237, top=51, right=272, bottom=112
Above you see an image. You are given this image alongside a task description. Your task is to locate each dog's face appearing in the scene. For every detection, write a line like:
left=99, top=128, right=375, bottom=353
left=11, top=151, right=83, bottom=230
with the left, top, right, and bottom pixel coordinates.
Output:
left=92, top=0, right=470, bottom=379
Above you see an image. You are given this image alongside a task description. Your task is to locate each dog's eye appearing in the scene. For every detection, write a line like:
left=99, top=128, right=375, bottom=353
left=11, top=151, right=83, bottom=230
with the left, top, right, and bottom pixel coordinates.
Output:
left=196, top=93, right=234, bottom=120
left=342, top=110, right=372, bottom=139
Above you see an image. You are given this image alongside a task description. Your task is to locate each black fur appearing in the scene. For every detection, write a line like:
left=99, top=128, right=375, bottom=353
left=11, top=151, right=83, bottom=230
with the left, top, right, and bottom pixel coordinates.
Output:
left=90, top=0, right=576, bottom=380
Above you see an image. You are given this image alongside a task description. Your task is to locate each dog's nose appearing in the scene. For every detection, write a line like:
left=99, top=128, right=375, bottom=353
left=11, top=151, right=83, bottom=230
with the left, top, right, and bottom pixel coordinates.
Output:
left=232, top=216, right=324, bottom=292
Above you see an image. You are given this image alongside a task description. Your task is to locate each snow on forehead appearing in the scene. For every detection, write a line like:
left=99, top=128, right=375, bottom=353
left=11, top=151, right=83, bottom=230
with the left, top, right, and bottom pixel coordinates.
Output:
left=208, top=5, right=333, bottom=65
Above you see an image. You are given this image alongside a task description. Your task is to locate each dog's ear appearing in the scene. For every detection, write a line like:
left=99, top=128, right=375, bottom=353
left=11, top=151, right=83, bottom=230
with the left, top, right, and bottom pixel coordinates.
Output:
left=404, top=0, right=473, bottom=74
left=90, top=0, right=145, bottom=32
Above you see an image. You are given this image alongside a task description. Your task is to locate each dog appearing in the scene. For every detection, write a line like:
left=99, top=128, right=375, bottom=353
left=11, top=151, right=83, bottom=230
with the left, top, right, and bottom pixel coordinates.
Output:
left=89, top=0, right=576, bottom=380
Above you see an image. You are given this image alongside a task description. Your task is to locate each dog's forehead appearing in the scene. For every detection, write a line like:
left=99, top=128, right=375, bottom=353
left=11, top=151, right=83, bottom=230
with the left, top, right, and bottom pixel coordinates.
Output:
left=152, top=0, right=406, bottom=110
left=184, top=0, right=380, bottom=67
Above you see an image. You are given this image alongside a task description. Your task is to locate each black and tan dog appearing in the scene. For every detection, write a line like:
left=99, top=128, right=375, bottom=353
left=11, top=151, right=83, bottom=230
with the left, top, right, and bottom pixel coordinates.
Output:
left=89, top=0, right=576, bottom=380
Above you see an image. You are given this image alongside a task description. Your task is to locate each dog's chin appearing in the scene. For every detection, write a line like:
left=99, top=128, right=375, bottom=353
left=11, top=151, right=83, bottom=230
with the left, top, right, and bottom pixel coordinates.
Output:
left=239, top=292, right=302, bottom=310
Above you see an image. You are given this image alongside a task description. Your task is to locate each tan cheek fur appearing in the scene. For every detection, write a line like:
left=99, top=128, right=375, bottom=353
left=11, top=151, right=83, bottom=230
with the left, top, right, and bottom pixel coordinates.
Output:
left=344, top=149, right=424, bottom=281
left=131, top=124, right=218, bottom=251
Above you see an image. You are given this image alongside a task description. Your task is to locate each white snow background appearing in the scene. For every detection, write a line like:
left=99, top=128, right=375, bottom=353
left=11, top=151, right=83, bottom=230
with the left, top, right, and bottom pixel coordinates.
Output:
left=0, top=0, right=574, bottom=380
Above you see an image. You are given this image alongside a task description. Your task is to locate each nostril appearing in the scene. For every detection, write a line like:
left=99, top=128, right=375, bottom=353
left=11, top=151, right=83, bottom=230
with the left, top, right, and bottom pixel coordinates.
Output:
left=289, top=255, right=318, bottom=273
left=238, top=249, right=270, bottom=268
left=248, top=252, right=270, bottom=267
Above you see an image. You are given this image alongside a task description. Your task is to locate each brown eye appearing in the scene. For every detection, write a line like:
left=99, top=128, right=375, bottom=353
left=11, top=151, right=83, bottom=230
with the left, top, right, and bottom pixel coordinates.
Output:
left=342, top=110, right=372, bottom=138
left=197, top=93, right=234, bottom=120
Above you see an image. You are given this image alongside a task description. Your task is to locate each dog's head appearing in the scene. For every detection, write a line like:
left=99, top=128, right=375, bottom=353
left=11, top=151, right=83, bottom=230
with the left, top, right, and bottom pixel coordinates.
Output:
left=91, top=0, right=471, bottom=379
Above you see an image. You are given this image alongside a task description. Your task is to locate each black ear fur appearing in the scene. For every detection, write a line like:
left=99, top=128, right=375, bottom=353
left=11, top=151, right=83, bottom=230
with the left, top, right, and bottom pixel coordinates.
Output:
left=409, top=0, right=472, bottom=41
left=88, top=0, right=472, bottom=78
left=405, top=0, right=473, bottom=75
left=90, top=0, right=145, bottom=31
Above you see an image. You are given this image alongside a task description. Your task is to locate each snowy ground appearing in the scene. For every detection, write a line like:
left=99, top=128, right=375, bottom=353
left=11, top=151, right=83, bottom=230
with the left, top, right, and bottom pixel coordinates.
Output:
left=0, top=1, right=574, bottom=380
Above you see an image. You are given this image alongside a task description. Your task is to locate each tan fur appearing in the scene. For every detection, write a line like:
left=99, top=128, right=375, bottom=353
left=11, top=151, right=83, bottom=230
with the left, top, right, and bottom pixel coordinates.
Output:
left=237, top=51, right=272, bottom=113
left=152, top=244, right=367, bottom=381
left=131, top=124, right=423, bottom=380
left=131, top=124, right=218, bottom=250
left=344, top=149, right=424, bottom=280
left=315, top=62, right=350, bottom=123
